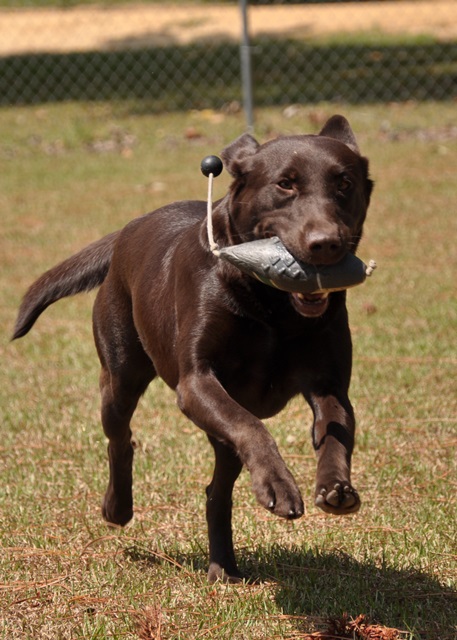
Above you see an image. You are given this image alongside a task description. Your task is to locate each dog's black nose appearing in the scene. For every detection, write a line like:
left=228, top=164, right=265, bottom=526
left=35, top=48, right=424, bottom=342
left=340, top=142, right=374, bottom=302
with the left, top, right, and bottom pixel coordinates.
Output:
left=307, top=231, right=343, bottom=264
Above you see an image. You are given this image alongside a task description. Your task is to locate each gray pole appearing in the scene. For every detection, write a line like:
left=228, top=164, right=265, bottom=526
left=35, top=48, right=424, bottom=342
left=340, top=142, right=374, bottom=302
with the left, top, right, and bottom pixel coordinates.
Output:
left=240, top=0, right=254, bottom=132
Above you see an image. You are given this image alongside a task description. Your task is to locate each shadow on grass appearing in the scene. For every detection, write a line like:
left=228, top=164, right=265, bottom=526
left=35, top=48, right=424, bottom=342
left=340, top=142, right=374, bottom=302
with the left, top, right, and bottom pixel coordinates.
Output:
left=1, top=38, right=456, bottom=109
left=126, top=543, right=457, bottom=639
left=251, top=546, right=457, bottom=639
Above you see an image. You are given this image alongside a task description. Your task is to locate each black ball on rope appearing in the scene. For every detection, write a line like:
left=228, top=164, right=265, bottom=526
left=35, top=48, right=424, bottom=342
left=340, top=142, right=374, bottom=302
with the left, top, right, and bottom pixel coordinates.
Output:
left=200, top=155, right=223, bottom=178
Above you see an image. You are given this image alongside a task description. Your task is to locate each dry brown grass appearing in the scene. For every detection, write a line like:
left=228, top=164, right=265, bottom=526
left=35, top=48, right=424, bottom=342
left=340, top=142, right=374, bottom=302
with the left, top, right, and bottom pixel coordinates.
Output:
left=1, top=101, right=456, bottom=638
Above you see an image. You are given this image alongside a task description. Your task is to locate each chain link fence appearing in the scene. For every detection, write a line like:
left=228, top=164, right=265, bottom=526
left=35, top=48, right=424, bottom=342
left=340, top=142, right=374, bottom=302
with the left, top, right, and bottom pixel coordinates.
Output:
left=1, top=1, right=456, bottom=111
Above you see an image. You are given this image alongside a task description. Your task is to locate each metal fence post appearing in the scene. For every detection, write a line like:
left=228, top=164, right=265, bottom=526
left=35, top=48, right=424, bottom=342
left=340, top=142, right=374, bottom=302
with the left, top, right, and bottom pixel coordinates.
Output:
left=240, top=0, right=254, bottom=132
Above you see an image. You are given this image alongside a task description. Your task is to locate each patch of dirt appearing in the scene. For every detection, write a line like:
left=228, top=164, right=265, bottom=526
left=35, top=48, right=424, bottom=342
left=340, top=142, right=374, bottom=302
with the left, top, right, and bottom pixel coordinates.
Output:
left=0, top=1, right=456, bottom=56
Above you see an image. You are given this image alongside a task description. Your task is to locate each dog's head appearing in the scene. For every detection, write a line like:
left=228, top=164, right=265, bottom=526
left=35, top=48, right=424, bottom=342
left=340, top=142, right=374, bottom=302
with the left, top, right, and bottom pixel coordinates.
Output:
left=217, top=115, right=373, bottom=317
left=220, top=115, right=373, bottom=263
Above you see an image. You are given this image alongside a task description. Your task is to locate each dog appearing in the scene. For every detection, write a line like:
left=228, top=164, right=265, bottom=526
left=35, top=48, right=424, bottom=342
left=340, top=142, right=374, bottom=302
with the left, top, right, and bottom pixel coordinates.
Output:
left=13, top=115, right=373, bottom=583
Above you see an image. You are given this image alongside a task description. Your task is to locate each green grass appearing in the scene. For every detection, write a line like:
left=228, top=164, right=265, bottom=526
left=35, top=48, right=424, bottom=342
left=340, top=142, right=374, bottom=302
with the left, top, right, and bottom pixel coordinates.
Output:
left=1, top=101, right=456, bottom=639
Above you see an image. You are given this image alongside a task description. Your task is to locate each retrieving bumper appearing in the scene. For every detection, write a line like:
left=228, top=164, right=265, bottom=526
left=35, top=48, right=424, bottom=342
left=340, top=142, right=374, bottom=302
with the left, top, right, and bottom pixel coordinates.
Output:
left=217, top=236, right=376, bottom=294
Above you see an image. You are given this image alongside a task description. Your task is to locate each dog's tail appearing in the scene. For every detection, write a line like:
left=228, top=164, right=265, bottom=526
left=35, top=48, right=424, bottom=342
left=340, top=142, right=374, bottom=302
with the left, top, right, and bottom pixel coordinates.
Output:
left=12, top=230, right=120, bottom=340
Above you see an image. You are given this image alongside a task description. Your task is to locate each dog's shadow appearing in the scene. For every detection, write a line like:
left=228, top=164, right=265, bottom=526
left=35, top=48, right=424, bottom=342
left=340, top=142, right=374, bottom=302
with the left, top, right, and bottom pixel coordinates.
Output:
left=126, top=544, right=457, bottom=638
left=246, top=546, right=457, bottom=638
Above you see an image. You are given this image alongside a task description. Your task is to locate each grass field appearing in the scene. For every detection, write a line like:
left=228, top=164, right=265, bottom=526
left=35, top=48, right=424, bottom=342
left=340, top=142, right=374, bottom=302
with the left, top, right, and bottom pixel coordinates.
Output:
left=1, top=101, right=456, bottom=639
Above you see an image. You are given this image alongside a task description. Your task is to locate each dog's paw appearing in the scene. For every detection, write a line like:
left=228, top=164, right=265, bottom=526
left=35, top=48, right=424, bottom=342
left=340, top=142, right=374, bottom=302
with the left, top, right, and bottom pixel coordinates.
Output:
left=101, top=490, right=133, bottom=527
left=315, top=482, right=360, bottom=515
left=251, top=467, right=304, bottom=520
left=207, top=562, right=245, bottom=584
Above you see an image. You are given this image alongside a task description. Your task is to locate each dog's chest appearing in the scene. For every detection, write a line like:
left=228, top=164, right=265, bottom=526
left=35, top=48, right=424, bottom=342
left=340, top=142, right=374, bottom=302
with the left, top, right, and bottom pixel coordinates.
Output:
left=213, top=320, right=306, bottom=419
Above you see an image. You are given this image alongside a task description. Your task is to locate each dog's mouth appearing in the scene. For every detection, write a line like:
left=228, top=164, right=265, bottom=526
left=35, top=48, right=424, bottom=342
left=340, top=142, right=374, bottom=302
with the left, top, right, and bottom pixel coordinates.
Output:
left=290, top=291, right=329, bottom=318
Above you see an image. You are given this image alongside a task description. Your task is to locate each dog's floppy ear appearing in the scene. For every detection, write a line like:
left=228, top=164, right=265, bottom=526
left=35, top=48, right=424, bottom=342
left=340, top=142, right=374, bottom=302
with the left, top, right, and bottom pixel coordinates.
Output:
left=319, top=115, right=360, bottom=154
left=320, top=115, right=373, bottom=202
left=221, top=133, right=260, bottom=177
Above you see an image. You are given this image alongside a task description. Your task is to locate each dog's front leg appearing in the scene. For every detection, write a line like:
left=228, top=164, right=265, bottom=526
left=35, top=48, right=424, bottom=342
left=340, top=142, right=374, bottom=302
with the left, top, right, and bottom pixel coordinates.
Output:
left=205, top=435, right=244, bottom=583
left=177, top=371, right=303, bottom=581
left=308, top=392, right=361, bottom=515
left=177, top=372, right=303, bottom=518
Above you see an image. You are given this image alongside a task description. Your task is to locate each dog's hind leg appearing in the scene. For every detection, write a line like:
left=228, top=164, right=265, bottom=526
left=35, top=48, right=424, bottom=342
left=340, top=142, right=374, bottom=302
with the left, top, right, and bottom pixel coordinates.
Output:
left=206, top=436, right=243, bottom=583
left=99, top=365, right=154, bottom=526
left=93, top=285, right=156, bottom=527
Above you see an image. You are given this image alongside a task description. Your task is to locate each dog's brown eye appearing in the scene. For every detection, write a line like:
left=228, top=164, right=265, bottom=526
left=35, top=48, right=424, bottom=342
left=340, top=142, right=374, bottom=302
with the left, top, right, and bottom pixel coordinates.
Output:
left=278, top=179, right=294, bottom=191
left=338, top=176, right=352, bottom=193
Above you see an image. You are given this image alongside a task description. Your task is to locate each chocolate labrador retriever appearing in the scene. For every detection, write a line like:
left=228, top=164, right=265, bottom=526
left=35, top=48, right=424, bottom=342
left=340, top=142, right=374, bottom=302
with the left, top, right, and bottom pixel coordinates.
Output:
left=13, top=115, right=373, bottom=583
